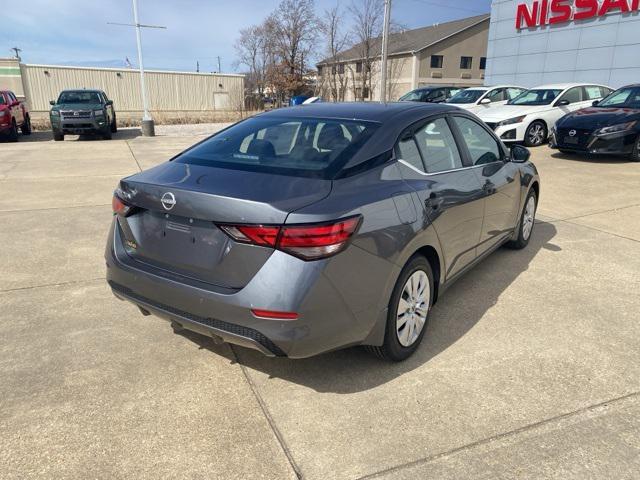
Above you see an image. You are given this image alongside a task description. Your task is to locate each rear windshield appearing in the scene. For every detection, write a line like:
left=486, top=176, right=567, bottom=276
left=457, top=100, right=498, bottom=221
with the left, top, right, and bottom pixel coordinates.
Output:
left=57, top=91, right=102, bottom=104
left=508, top=89, right=562, bottom=106
left=174, top=116, right=379, bottom=178
left=448, top=90, right=485, bottom=104
left=597, top=87, right=640, bottom=108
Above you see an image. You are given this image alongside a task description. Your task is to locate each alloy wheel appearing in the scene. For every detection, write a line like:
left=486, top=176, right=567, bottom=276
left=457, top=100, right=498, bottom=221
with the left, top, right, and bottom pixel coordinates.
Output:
left=522, top=196, right=536, bottom=240
left=396, top=270, right=430, bottom=347
left=528, top=124, right=545, bottom=146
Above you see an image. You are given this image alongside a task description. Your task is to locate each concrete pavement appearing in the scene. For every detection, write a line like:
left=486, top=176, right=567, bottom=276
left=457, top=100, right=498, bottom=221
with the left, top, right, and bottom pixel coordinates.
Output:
left=0, top=129, right=638, bottom=479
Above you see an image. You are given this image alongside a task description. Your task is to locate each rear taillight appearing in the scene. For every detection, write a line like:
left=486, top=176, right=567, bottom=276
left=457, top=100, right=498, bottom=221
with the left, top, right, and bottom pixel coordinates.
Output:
left=218, top=215, right=362, bottom=261
left=112, top=190, right=135, bottom=217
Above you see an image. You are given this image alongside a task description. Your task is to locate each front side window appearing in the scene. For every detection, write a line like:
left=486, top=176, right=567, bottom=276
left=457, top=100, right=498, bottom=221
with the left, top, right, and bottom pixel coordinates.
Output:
left=414, top=118, right=463, bottom=173
left=431, top=55, right=443, bottom=68
left=175, top=117, right=379, bottom=178
left=486, top=88, right=506, bottom=102
left=452, top=117, right=502, bottom=166
left=506, top=88, right=525, bottom=100
left=597, top=87, right=640, bottom=108
left=508, top=89, right=562, bottom=106
left=356, top=62, right=362, bottom=73
left=460, top=56, right=473, bottom=69
left=557, top=87, right=583, bottom=105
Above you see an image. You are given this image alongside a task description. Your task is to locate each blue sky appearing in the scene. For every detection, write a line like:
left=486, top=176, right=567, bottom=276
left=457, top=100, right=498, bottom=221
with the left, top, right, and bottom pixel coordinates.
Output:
left=1, top=0, right=492, bottom=73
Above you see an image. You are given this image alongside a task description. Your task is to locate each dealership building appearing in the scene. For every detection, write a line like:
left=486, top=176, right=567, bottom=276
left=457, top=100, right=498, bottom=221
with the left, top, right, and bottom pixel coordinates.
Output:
left=485, top=0, right=640, bottom=88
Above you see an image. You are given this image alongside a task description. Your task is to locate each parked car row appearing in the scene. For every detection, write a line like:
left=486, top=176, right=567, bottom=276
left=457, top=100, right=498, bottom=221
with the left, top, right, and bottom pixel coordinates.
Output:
left=399, top=82, right=639, bottom=161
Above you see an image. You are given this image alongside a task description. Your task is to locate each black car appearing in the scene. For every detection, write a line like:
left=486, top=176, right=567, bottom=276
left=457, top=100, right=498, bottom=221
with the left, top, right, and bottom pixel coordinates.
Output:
left=551, top=84, right=640, bottom=161
left=399, top=86, right=463, bottom=103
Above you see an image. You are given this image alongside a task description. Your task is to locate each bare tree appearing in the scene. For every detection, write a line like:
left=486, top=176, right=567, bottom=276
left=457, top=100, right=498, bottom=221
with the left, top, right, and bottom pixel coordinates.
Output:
left=267, top=0, right=318, bottom=97
left=320, top=3, right=351, bottom=101
left=233, top=25, right=269, bottom=107
left=348, top=0, right=383, bottom=101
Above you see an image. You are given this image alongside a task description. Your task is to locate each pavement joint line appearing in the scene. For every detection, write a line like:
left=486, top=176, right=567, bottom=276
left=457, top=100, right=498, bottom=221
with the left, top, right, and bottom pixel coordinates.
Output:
left=540, top=202, right=640, bottom=224
left=229, top=345, right=303, bottom=480
left=0, top=203, right=111, bottom=214
left=125, top=140, right=144, bottom=172
left=356, top=391, right=640, bottom=480
left=0, top=277, right=105, bottom=294
left=560, top=219, right=640, bottom=244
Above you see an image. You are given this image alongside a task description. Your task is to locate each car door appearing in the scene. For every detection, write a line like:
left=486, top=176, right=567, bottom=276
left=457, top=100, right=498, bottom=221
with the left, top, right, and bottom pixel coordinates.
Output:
left=7, top=92, right=23, bottom=125
left=450, top=115, right=522, bottom=255
left=553, top=86, right=585, bottom=124
left=395, top=116, right=486, bottom=279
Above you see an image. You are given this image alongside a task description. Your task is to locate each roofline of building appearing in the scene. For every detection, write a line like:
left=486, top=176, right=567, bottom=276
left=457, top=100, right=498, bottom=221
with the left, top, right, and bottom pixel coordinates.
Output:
left=21, top=63, right=245, bottom=78
left=316, top=14, right=490, bottom=66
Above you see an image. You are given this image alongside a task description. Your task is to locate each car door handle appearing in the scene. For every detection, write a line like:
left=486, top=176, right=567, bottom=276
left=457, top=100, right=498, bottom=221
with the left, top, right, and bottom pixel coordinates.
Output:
left=425, top=192, right=440, bottom=210
left=483, top=182, right=497, bottom=196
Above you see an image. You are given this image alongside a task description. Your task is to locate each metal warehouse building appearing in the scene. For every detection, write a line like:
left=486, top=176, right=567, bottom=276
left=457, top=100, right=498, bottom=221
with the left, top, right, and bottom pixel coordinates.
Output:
left=486, top=0, right=640, bottom=88
left=0, top=57, right=244, bottom=121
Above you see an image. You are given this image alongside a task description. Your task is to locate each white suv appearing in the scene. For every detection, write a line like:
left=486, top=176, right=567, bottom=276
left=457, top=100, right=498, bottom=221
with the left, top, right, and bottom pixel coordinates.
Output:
left=447, top=85, right=527, bottom=114
left=476, top=83, right=613, bottom=146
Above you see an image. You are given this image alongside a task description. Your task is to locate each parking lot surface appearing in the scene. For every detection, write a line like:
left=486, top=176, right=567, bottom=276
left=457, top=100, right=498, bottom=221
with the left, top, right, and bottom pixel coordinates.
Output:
left=1, top=128, right=639, bottom=479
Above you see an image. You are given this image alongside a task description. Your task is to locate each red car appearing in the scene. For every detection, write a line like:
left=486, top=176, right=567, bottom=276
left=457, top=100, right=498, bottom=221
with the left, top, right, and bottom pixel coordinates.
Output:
left=0, top=90, right=32, bottom=141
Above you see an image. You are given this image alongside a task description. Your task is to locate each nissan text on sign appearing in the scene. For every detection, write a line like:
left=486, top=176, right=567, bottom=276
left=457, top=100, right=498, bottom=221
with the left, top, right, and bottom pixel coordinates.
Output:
left=516, top=0, right=640, bottom=29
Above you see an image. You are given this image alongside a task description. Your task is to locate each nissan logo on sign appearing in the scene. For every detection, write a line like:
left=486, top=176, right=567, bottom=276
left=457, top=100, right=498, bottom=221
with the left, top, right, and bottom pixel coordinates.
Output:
left=516, top=0, right=640, bottom=29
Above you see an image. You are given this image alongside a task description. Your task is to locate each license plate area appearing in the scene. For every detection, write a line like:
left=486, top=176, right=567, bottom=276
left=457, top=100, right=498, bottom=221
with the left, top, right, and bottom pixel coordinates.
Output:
left=563, top=136, right=579, bottom=145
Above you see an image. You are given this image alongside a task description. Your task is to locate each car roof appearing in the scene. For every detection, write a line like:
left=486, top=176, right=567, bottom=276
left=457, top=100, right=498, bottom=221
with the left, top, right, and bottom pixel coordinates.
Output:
left=60, top=89, right=103, bottom=94
left=531, top=83, right=607, bottom=90
left=257, top=102, right=459, bottom=123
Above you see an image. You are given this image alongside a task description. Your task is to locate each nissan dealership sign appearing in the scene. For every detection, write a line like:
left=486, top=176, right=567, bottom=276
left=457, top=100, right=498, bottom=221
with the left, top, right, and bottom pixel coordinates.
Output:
left=516, top=0, right=640, bottom=29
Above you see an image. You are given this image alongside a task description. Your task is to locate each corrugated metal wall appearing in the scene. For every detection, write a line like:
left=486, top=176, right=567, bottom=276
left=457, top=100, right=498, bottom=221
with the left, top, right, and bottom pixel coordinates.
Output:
left=20, top=64, right=244, bottom=112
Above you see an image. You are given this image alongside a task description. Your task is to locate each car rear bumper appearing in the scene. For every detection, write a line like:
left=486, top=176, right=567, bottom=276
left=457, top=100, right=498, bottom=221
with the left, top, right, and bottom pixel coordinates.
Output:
left=550, top=129, right=636, bottom=155
left=105, top=218, right=389, bottom=358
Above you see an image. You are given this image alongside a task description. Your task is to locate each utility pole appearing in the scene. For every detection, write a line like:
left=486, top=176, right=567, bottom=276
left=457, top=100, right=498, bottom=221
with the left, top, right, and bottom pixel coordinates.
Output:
left=107, top=0, right=166, bottom=136
left=10, top=47, right=22, bottom=61
left=196, top=61, right=200, bottom=73
left=217, top=56, right=222, bottom=73
left=379, top=0, right=392, bottom=103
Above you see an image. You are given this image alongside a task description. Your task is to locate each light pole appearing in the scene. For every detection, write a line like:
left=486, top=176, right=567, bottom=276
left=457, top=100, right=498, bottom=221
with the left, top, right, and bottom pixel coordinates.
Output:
left=108, top=0, right=166, bottom=136
left=379, top=0, right=392, bottom=103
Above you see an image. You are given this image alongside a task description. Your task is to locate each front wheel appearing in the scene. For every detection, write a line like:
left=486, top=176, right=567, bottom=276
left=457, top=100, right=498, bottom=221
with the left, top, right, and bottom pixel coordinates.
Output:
left=8, top=121, right=19, bottom=142
left=110, top=114, right=117, bottom=133
left=53, top=131, right=64, bottom=141
left=102, top=129, right=112, bottom=140
left=524, top=121, right=547, bottom=147
left=506, top=189, right=537, bottom=250
left=366, top=256, right=434, bottom=362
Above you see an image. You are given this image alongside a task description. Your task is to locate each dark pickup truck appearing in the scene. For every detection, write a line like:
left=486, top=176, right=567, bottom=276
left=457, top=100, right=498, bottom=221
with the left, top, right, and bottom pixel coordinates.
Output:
left=0, top=90, right=31, bottom=141
left=50, top=89, right=117, bottom=141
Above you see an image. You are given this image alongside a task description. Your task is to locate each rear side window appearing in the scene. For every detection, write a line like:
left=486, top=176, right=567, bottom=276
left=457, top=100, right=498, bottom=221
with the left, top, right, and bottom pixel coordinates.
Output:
left=414, top=118, right=463, bottom=173
left=175, top=116, right=379, bottom=179
left=452, top=117, right=502, bottom=166
left=396, top=135, right=424, bottom=171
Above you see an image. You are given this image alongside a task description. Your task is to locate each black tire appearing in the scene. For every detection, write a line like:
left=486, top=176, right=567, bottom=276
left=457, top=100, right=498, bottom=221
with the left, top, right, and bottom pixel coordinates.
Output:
left=102, top=129, right=112, bottom=140
left=505, top=189, right=537, bottom=250
left=7, top=120, right=19, bottom=142
left=558, top=149, right=574, bottom=155
left=630, top=135, right=640, bottom=162
left=366, top=255, right=434, bottom=362
left=21, top=115, right=32, bottom=135
left=110, top=114, right=117, bottom=133
left=53, top=132, right=64, bottom=141
left=524, top=121, right=547, bottom=147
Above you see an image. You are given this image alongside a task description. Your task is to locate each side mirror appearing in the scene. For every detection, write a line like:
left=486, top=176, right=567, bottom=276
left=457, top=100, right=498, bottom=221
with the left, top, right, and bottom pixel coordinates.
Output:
left=11, top=100, right=20, bottom=107
left=510, top=145, right=531, bottom=163
left=592, top=100, right=600, bottom=107
left=106, top=100, right=113, bottom=106
left=479, top=98, right=491, bottom=105
left=556, top=99, right=570, bottom=106
left=50, top=100, right=56, bottom=106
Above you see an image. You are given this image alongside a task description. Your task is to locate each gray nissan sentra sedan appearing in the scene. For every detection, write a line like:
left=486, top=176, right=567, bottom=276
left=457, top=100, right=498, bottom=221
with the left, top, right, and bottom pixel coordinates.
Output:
left=106, top=102, right=540, bottom=361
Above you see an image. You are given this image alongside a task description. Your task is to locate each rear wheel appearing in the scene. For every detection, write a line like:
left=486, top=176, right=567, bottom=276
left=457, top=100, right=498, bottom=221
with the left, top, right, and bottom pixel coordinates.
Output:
left=366, top=256, right=433, bottom=362
left=524, top=121, right=547, bottom=147
left=111, top=114, right=118, bottom=133
left=21, top=115, right=32, bottom=135
left=630, top=135, right=640, bottom=162
left=8, top=120, right=19, bottom=142
left=506, top=189, right=537, bottom=250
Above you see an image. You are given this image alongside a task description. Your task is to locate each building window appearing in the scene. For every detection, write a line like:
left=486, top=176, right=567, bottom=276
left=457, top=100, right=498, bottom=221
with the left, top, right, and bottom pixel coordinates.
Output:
left=317, top=66, right=323, bottom=75
left=363, top=87, right=370, bottom=99
left=479, top=57, right=487, bottom=70
left=460, top=56, right=473, bottom=69
left=331, top=65, right=336, bottom=75
left=338, top=63, right=345, bottom=74
left=356, top=62, right=362, bottom=73
left=430, top=55, right=443, bottom=69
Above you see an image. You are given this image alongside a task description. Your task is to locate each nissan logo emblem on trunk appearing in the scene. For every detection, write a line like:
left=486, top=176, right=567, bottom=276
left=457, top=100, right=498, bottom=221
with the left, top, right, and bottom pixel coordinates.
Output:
left=569, top=130, right=577, bottom=137
left=161, top=192, right=176, bottom=211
